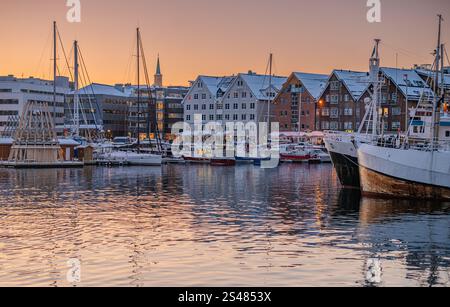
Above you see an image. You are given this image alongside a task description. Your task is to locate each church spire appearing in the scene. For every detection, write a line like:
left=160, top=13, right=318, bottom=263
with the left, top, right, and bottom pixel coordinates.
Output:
left=156, top=54, right=161, bottom=75
left=154, top=54, right=163, bottom=87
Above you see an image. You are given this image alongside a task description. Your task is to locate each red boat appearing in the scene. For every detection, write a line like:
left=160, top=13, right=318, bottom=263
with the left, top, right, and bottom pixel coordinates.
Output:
left=210, top=158, right=236, bottom=166
left=280, top=153, right=311, bottom=163
left=183, top=156, right=211, bottom=164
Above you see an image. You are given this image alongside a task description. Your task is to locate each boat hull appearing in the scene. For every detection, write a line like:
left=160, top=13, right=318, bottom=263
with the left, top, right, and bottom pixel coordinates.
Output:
left=328, top=151, right=360, bottom=188
left=210, top=158, right=236, bottom=166
left=183, top=156, right=211, bottom=164
left=358, top=144, right=450, bottom=200
left=360, top=165, right=450, bottom=200
left=280, top=154, right=310, bottom=163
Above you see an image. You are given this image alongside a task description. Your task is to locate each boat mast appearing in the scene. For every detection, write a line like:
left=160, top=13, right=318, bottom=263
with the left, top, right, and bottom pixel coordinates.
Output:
left=370, top=39, right=381, bottom=137
left=137, top=27, right=141, bottom=151
left=432, top=15, right=443, bottom=146
left=74, top=40, right=80, bottom=137
left=268, top=53, right=273, bottom=131
left=53, top=21, right=57, bottom=121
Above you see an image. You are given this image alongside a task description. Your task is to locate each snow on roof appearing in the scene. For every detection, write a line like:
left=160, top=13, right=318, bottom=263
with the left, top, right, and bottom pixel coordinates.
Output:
left=0, top=137, right=13, bottom=145
left=199, top=76, right=235, bottom=97
left=293, top=72, right=329, bottom=100
left=58, top=138, right=81, bottom=146
left=416, top=69, right=450, bottom=89
left=381, top=67, right=435, bottom=101
left=333, top=70, right=370, bottom=100
left=239, top=73, right=287, bottom=100
left=72, top=83, right=130, bottom=97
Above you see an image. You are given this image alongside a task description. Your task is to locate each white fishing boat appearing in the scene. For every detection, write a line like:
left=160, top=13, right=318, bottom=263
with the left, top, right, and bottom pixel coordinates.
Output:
left=358, top=16, right=450, bottom=200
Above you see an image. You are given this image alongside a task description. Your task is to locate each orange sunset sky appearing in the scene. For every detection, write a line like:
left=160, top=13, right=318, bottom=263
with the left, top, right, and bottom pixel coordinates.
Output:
left=1, top=0, right=449, bottom=86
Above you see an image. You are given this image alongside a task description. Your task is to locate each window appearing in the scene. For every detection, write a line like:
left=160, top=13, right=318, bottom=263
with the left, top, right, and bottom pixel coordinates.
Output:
left=322, top=108, right=330, bottom=116
left=344, top=108, right=353, bottom=116
left=330, top=81, right=340, bottom=90
left=321, top=121, right=330, bottom=130
left=197, top=82, right=203, bottom=88
left=194, top=94, right=199, bottom=100
left=344, top=122, right=353, bottom=130
left=242, top=114, right=247, bottom=121
left=186, top=105, right=191, bottom=111
left=233, top=114, right=238, bottom=121
left=237, top=80, right=244, bottom=87
left=330, top=108, right=339, bottom=118
left=242, top=92, right=247, bottom=98
left=233, top=103, right=238, bottom=110
left=202, top=115, right=206, bottom=121
left=209, top=115, right=214, bottom=121
left=242, top=103, right=247, bottom=109
left=392, top=121, right=401, bottom=130
left=326, top=95, right=330, bottom=102
left=250, top=103, right=255, bottom=109
left=344, top=94, right=350, bottom=102
left=330, top=122, right=339, bottom=130
left=446, top=131, right=450, bottom=138
left=194, top=104, right=199, bottom=110
left=250, top=114, right=255, bottom=120
left=202, top=94, right=207, bottom=99
left=391, top=93, right=398, bottom=103
left=225, top=104, right=230, bottom=110
left=330, top=95, right=339, bottom=104
left=202, top=104, right=206, bottom=110
left=210, top=104, right=214, bottom=110
left=225, top=114, right=230, bottom=120
left=186, top=115, right=191, bottom=121
left=234, top=92, right=239, bottom=99
left=217, top=115, right=223, bottom=120
left=217, top=104, right=223, bottom=110
left=392, top=107, right=401, bottom=116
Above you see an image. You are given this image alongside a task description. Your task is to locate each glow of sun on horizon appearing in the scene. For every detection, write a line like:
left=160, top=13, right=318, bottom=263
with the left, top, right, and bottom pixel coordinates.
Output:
left=0, top=0, right=449, bottom=86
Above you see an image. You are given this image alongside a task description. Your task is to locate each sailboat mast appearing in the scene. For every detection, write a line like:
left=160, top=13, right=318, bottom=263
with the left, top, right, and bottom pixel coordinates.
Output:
left=137, top=27, right=141, bottom=150
left=432, top=15, right=443, bottom=145
left=268, top=53, right=273, bottom=129
left=74, top=40, right=80, bottom=137
left=53, top=21, right=57, bottom=121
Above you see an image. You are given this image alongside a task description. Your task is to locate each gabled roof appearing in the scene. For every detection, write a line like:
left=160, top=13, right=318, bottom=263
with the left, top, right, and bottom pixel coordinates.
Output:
left=292, top=72, right=329, bottom=100
left=237, top=73, right=287, bottom=100
left=73, top=83, right=130, bottom=97
left=381, top=67, right=435, bottom=101
left=181, top=75, right=235, bottom=104
left=199, top=76, right=234, bottom=97
left=333, top=70, right=370, bottom=100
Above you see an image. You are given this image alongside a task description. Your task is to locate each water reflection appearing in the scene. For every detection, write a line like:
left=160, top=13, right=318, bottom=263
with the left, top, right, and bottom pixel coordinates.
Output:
left=0, top=165, right=448, bottom=287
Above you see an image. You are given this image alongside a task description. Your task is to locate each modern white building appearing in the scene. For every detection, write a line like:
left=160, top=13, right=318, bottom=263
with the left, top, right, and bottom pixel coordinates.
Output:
left=0, top=75, right=70, bottom=134
left=182, top=72, right=287, bottom=126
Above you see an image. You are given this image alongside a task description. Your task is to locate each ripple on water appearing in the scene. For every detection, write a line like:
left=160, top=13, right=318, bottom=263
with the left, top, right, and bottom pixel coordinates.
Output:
left=0, top=165, right=449, bottom=287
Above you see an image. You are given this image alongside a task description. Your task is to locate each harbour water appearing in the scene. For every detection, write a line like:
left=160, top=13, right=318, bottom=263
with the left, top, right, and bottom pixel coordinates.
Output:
left=0, top=164, right=449, bottom=287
